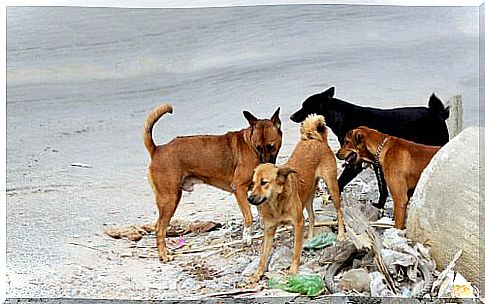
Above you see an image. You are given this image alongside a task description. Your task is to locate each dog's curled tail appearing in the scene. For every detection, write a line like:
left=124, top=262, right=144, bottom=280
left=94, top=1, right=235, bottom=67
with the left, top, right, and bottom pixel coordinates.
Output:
left=428, top=93, right=449, bottom=120
left=144, top=103, right=173, bottom=158
left=300, top=114, right=327, bottom=140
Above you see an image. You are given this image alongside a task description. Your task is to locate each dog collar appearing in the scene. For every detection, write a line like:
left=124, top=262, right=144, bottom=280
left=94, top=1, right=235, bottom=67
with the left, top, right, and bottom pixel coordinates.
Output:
left=374, top=137, right=389, bottom=166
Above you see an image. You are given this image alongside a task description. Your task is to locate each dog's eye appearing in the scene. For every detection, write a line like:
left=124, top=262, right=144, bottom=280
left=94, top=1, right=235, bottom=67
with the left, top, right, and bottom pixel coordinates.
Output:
left=266, top=144, right=273, bottom=151
left=260, top=180, right=268, bottom=186
left=256, top=145, right=263, bottom=152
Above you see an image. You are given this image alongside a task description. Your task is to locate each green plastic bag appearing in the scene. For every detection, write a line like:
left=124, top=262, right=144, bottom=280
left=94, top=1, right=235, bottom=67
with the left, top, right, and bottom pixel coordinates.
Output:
left=268, top=275, right=325, bottom=297
left=303, top=231, right=337, bottom=250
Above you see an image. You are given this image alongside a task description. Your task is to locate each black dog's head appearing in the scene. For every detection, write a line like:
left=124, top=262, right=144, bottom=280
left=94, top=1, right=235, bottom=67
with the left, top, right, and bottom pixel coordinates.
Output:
left=290, top=87, right=335, bottom=123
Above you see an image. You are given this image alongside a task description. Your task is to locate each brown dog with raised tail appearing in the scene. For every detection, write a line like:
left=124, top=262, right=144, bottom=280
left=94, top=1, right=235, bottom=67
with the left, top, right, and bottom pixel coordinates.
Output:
left=144, top=103, right=282, bottom=261
left=247, top=114, right=344, bottom=282
left=336, top=126, right=440, bottom=229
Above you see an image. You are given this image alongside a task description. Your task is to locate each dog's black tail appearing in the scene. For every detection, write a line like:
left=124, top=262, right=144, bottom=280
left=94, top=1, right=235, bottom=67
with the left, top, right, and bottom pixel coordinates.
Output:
left=428, top=93, right=449, bottom=120
left=144, top=103, right=173, bottom=158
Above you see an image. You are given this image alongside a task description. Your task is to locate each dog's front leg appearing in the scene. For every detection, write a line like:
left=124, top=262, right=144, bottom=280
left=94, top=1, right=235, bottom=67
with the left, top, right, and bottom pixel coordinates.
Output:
left=289, top=218, right=304, bottom=275
left=234, top=185, right=254, bottom=245
left=249, top=224, right=277, bottom=283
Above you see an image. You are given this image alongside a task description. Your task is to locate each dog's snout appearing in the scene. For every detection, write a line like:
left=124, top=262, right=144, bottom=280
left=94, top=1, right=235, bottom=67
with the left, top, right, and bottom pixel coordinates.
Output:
left=336, top=150, right=345, bottom=160
left=247, top=193, right=255, bottom=204
left=247, top=193, right=267, bottom=206
left=290, top=111, right=305, bottom=123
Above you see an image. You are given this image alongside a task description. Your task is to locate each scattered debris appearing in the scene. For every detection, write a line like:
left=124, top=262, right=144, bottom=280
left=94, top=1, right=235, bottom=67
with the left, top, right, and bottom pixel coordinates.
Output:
left=168, top=220, right=222, bottom=236
left=268, top=275, right=325, bottom=297
left=70, top=162, right=92, bottom=168
left=319, top=239, right=357, bottom=264
left=99, top=196, right=478, bottom=299
left=201, top=287, right=262, bottom=299
left=431, top=249, right=463, bottom=297
left=166, top=237, right=186, bottom=250
left=104, top=220, right=222, bottom=242
left=452, top=272, right=474, bottom=298
left=339, top=268, right=371, bottom=292
left=104, top=225, right=150, bottom=241
left=304, top=232, right=336, bottom=250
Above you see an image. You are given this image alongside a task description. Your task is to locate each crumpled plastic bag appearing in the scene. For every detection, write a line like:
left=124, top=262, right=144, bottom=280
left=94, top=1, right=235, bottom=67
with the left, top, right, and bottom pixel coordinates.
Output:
left=381, top=249, right=418, bottom=282
left=380, top=228, right=435, bottom=283
left=303, top=232, right=337, bottom=250
left=268, top=275, right=325, bottom=297
left=370, top=271, right=394, bottom=297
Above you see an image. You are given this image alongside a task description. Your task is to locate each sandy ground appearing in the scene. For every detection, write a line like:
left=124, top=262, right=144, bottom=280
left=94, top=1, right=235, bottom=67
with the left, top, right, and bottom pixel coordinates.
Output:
left=6, top=109, right=382, bottom=299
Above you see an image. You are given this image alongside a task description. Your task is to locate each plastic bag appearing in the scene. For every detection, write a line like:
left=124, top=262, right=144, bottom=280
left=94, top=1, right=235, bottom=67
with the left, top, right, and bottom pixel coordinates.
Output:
left=303, top=232, right=337, bottom=250
left=268, top=275, right=325, bottom=297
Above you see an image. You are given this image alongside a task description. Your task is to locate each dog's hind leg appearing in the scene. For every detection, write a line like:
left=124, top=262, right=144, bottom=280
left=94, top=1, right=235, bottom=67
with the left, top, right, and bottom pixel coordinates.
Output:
left=373, top=165, right=389, bottom=209
left=321, top=167, right=346, bottom=241
left=154, top=190, right=182, bottom=262
left=338, top=165, right=364, bottom=193
left=234, top=185, right=254, bottom=245
left=305, top=200, right=315, bottom=240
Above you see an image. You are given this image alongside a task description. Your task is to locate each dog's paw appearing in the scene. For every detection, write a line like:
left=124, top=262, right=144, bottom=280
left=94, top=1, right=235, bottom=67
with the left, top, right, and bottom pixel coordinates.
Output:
left=248, top=273, right=262, bottom=284
left=242, top=226, right=253, bottom=245
left=337, top=231, right=347, bottom=242
left=158, top=254, right=174, bottom=262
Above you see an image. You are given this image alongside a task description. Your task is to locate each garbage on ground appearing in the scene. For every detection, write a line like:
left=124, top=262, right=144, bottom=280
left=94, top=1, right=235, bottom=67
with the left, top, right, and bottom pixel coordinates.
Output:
left=104, top=220, right=222, bottom=241
left=268, top=275, right=325, bottom=297
left=303, top=232, right=336, bottom=250
left=100, top=195, right=479, bottom=299
left=319, top=239, right=357, bottom=264
left=104, top=224, right=152, bottom=241
left=452, top=272, right=474, bottom=298
left=166, top=237, right=187, bottom=250
left=339, top=268, right=371, bottom=292
left=335, top=205, right=435, bottom=296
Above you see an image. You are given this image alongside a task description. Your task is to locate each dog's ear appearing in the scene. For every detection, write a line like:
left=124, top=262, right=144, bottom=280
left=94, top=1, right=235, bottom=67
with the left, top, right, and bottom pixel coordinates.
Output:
left=276, top=166, right=296, bottom=184
left=316, top=118, right=327, bottom=133
left=322, top=87, right=335, bottom=98
left=243, top=111, right=258, bottom=125
left=271, top=107, right=281, bottom=129
left=353, top=130, right=364, bottom=144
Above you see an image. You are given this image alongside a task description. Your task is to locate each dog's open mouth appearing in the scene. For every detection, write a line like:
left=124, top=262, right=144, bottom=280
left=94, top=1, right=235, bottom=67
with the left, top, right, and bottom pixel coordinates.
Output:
left=343, top=152, right=357, bottom=167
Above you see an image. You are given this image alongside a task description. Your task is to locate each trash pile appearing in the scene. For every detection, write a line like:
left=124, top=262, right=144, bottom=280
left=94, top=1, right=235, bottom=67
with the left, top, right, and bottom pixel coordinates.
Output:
left=102, top=182, right=478, bottom=299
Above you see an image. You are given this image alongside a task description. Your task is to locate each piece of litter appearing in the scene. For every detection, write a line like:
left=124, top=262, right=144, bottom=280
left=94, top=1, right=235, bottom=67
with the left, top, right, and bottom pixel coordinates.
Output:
left=304, top=232, right=337, bottom=250
left=452, top=272, right=474, bottom=298
left=268, top=274, right=325, bottom=297
left=166, top=237, right=186, bottom=250
left=70, top=163, right=92, bottom=168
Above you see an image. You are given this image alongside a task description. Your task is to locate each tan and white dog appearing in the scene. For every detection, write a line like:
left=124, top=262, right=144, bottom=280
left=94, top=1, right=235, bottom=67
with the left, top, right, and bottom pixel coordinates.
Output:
left=247, top=114, right=344, bottom=282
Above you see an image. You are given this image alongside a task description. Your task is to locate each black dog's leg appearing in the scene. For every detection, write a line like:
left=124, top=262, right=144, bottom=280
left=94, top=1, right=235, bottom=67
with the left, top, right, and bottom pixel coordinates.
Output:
left=372, top=165, right=388, bottom=209
left=338, top=165, right=364, bottom=193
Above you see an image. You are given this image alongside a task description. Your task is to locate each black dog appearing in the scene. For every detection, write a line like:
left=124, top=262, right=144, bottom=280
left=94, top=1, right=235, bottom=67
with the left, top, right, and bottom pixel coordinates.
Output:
left=290, top=87, right=449, bottom=208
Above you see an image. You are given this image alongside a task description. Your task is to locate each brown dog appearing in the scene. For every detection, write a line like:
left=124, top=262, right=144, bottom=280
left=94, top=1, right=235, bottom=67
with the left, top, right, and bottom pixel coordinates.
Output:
left=144, top=103, right=282, bottom=261
left=247, top=114, right=344, bottom=283
left=336, top=126, right=440, bottom=229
